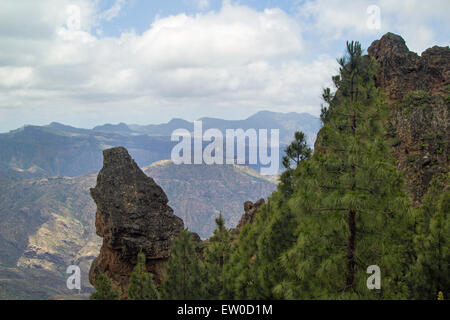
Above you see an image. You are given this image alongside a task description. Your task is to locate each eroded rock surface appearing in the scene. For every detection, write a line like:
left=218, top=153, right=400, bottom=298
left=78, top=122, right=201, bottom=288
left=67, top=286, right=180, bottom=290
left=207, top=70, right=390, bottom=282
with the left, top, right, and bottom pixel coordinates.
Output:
left=88, top=147, right=184, bottom=298
left=231, top=199, right=265, bottom=240
left=368, top=33, right=449, bottom=205
left=368, top=32, right=449, bottom=102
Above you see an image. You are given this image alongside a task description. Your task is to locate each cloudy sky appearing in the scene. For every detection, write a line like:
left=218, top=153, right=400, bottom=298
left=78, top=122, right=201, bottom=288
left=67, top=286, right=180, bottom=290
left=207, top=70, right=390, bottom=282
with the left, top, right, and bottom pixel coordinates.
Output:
left=0, top=0, right=449, bottom=132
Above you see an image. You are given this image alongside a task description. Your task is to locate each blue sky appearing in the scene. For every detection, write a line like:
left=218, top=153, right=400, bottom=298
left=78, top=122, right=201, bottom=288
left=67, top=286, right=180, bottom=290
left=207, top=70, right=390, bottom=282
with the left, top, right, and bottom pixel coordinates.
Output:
left=0, top=0, right=448, bottom=132
left=97, top=0, right=300, bottom=36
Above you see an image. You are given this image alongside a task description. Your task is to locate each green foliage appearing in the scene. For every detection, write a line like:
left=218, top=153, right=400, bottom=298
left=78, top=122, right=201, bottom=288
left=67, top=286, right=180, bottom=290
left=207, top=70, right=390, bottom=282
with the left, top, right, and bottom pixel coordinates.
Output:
left=282, top=131, right=312, bottom=170
left=406, top=155, right=416, bottom=163
left=401, top=90, right=431, bottom=117
left=280, top=131, right=312, bottom=196
left=442, top=83, right=450, bottom=104
left=403, top=90, right=431, bottom=107
left=320, top=87, right=334, bottom=124
left=90, top=273, right=119, bottom=300
left=203, top=213, right=232, bottom=299
left=222, top=40, right=414, bottom=300
left=408, top=174, right=449, bottom=299
left=222, top=193, right=297, bottom=299
left=128, top=251, right=159, bottom=300
left=161, top=229, right=205, bottom=300
left=391, top=138, right=402, bottom=147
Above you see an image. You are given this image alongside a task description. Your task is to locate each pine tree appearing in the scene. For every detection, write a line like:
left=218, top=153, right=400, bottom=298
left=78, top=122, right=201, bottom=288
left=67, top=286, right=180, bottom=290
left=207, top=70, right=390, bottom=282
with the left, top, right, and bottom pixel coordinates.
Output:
left=409, top=174, right=449, bottom=299
left=250, top=200, right=296, bottom=299
left=274, top=41, right=413, bottom=299
left=160, top=229, right=205, bottom=299
left=222, top=192, right=296, bottom=299
left=223, top=40, right=414, bottom=300
left=222, top=212, right=261, bottom=299
left=280, top=131, right=312, bottom=195
left=90, top=273, right=119, bottom=300
left=203, top=213, right=232, bottom=299
left=128, top=251, right=159, bottom=300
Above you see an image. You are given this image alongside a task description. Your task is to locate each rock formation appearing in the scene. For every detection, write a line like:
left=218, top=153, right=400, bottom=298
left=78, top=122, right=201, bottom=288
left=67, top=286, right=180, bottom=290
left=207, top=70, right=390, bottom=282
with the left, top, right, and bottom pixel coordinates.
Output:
left=236, top=199, right=265, bottom=229
left=368, top=33, right=449, bottom=102
left=88, top=147, right=184, bottom=298
left=231, top=199, right=265, bottom=240
left=367, top=33, right=449, bottom=205
left=316, top=32, right=448, bottom=205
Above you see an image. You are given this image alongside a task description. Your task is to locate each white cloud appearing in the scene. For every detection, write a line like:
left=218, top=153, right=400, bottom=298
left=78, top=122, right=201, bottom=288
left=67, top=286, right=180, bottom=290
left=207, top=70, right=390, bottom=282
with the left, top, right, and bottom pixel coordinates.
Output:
left=0, top=67, right=33, bottom=88
left=296, top=0, right=450, bottom=53
left=0, top=1, right=337, bottom=131
left=1, top=0, right=447, bottom=131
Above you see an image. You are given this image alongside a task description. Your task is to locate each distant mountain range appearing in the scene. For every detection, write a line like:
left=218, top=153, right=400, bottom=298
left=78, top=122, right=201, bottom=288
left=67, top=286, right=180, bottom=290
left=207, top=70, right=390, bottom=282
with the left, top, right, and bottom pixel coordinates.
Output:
left=0, top=110, right=319, bottom=299
left=128, top=110, right=320, bottom=145
left=0, top=111, right=321, bottom=177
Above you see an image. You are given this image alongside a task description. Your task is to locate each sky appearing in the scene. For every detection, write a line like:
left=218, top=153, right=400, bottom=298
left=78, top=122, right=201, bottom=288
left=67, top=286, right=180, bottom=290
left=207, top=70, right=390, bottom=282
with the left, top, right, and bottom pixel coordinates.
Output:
left=0, top=0, right=449, bottom=132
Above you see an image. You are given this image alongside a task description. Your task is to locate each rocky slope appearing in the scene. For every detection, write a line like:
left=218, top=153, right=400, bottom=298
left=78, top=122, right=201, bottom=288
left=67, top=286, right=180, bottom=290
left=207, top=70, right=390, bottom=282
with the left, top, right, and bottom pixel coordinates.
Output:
left=88, top=147, right=185, bottom=298
left=0, top=156, right=276, bottom=298
left=144, top=161, right=276, bottom=238
left=0, top=174, right=99, bottom=275
left=368, top=33, right=449, bottom=205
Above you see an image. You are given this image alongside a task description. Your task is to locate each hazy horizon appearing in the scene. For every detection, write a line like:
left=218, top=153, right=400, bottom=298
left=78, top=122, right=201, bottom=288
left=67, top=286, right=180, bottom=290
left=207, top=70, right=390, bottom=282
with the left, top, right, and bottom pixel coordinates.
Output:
left=1, top=0, right=449, bottom=132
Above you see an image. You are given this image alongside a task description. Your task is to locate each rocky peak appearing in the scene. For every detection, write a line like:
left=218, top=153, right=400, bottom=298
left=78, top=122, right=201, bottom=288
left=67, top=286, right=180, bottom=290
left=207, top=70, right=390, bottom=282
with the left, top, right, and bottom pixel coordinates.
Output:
left=367, top=33, right=449, bottom=205
left=368, top=32, right=449, bottom=101
left=237, top=199, right=265, bottom=229
left=231, top=199, right=265, bottom=240
left=89, top=147, right=184, bottom=298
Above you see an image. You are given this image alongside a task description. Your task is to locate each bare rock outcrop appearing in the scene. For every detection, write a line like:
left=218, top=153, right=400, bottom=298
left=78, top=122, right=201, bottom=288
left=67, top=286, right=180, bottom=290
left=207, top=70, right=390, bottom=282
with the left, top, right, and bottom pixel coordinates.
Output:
left=236, top=199, right=265, bottom=229
left=88, top=147, right=184, bottom=298
left=367, top=32, right=449, bottom=101
left=231, top=199, right=265, bottom=240
left=368, top=33, right=449, bottom=205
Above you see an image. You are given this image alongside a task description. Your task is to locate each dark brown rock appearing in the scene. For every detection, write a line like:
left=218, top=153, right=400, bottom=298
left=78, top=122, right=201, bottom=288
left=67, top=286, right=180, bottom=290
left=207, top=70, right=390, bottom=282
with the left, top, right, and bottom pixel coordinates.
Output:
left=231, top=199, right=265, bottom=240
left=237, top=199, right=265, bottom=229
left=88, top=147, right=184, bottom=298
left=367, top=33, right=449, bottom=205
left=367, top=32, right=449, bottom=101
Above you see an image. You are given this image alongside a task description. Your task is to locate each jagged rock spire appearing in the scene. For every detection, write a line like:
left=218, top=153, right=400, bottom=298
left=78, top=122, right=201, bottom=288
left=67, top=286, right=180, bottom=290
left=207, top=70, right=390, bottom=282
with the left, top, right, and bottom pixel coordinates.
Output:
left=89, top=147, right=184, bottom=299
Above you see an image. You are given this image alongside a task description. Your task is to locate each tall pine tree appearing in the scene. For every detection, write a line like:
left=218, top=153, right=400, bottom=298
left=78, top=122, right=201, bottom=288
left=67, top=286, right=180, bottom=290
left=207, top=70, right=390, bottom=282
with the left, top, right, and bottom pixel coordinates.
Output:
left=203, top=213, right=232, bottom=299
left=160, top=229, right=205, bottom=299
left=409, top=174, right=449, bottom=299
left=223, top=40, right=414, bottom=300
left=275, top=41, right=413, bottom=299
left=280, top=131, right=312, bottom=195
left=128, top=250, right=159, bottom=300
left=90, top=273, right=119, bottom=300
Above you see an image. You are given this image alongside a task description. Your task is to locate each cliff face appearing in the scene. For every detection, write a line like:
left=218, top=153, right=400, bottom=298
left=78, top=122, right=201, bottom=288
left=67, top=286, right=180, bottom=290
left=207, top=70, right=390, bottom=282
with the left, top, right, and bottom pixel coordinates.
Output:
left=316, top=33, right=449, bottom=205
left=88, top=147, right=184, bottom=298
left=367, top=33, right=449, bottom=205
